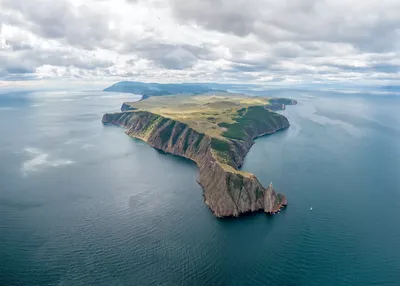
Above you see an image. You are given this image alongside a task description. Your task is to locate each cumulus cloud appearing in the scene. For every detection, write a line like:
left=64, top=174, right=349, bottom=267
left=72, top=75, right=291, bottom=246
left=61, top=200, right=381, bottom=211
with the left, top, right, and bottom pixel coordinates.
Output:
left=170, top=0, right=400, bottom=51
left=1, top=0, right=119, bottom=49
left=0, top=0, right=399, bottom=84
left=128, top=43, right=217, bottom=70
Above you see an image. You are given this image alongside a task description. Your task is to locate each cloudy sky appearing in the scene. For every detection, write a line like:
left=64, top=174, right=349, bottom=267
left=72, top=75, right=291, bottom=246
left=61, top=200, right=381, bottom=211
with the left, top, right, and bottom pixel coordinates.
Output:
left=0, top=0, right=399, bottom=87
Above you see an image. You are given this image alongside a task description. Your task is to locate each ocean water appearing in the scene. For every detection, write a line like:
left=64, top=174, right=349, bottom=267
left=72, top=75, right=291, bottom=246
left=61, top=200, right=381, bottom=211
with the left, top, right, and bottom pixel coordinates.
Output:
left=0, top=89, right=399, bottom=286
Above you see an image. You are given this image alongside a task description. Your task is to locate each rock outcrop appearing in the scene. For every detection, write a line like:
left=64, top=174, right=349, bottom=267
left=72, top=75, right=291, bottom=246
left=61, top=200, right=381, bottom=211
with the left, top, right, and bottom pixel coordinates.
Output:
left=102, top=108, right=289, bottom=218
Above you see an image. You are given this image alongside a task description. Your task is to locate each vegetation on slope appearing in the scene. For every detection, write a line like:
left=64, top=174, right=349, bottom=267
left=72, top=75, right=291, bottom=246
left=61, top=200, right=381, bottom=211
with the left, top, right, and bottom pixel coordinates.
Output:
left=123, top=94, right=274, bottom=139
left=159, top=119, right=176, bottom=145
left=121, top=94, right=292, bottom=174
left=221, top=106, right=283, bottom=140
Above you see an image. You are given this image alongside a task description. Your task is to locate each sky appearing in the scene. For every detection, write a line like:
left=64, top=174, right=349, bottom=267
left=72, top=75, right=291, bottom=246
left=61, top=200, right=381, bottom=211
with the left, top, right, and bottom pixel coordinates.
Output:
left=0, top=0, right=399, bottom=88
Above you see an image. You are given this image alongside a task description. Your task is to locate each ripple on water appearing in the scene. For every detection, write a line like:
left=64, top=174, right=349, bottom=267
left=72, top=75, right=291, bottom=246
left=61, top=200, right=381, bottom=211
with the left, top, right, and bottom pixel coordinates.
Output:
left=2, top=91, right=400, bottom=285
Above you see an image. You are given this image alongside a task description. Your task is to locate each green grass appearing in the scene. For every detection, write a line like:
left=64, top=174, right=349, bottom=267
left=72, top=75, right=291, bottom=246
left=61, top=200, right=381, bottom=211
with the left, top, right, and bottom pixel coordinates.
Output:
left=183, top=129, right=192, bottom=152
left=210, top=138, right=231, bottom=152
left=222, top=123, right=248, bottom=140
left=194, top=133, right=205, bottom=150
left=171, top=122, right=186, bottom=146
left=221, top=106, right=281, bottom=140
left=139, top=112, right=161, bottom=135
left=237, top=106, right=274, bottom=122
left=217, top=122, right=231, bottom=128
left=213, top=150, right=234, bottom=166
left=236, top=107, right=246, bottom=116
left=159, top=119, right=176, bottom=145
left=121, top=94, right=271, bottom=138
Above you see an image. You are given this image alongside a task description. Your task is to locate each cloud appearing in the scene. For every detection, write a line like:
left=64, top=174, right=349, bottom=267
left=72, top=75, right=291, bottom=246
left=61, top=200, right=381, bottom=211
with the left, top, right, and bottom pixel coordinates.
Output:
left=21, top=147, right=74, bottom=177
left=170, top=0, right=400, bottom=52
left=171, top=0, right=258, bottom=37
left=0, top=39, right=114, bottom=79
left=1, top=0, right=119, bottom=50
left=127, top=43, right=216, bottom=70
left=0, top=0, right=399, bottom=85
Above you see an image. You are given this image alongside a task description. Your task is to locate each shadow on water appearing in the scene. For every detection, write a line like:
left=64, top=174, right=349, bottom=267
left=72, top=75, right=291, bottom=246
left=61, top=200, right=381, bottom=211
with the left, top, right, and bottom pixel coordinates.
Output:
left=253, top=125, right=290, bottom=141
left=217, top=205, right=288, bottom=222
left=153, top=147, right=198, bottom=166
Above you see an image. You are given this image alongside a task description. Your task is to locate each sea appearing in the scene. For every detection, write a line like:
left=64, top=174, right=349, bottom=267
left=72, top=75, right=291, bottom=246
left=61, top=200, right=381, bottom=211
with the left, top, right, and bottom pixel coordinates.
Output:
left=0, top=88, right=399, bottom=286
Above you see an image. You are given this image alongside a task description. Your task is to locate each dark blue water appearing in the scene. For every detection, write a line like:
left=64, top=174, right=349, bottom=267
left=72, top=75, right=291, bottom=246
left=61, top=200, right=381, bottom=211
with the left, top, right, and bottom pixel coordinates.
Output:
left=1, top=89, right=399, bottom=285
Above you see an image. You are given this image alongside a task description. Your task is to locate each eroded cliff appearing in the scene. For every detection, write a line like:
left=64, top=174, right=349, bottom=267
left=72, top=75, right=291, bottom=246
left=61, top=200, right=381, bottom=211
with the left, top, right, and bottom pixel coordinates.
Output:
left=102, top=107, right=289, bottom=217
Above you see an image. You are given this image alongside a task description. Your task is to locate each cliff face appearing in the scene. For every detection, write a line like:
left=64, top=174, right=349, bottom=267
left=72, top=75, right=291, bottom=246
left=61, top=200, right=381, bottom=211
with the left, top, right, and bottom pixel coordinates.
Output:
left=121, top=103, right=136, bottom=111
left=102, top=110, right=288, bottom=217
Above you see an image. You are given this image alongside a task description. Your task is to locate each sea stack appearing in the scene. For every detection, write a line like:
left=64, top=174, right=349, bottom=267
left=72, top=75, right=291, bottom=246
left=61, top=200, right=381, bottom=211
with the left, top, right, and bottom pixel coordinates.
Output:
left=264, top=183, right=288, bottom=215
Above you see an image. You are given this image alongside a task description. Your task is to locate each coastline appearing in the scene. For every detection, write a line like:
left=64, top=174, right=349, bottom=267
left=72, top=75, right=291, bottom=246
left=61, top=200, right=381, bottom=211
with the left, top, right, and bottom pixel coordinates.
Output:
left=102, top=102, right=292, bottom=217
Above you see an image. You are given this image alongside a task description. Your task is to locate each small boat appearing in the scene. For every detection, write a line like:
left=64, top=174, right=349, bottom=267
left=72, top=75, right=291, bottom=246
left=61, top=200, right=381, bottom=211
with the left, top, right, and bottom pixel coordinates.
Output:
left=310, top=207, right=313, bottom=211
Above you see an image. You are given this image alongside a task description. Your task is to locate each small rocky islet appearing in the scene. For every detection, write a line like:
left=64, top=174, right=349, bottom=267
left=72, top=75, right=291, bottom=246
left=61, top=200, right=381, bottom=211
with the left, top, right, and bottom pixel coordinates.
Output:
left=102, top=90, right=296, bottom=218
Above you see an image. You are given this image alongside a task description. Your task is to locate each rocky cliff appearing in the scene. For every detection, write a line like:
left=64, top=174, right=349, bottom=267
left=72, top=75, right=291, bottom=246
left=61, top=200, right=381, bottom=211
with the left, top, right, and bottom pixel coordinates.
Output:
left=102, top=108, right=289, bottom=217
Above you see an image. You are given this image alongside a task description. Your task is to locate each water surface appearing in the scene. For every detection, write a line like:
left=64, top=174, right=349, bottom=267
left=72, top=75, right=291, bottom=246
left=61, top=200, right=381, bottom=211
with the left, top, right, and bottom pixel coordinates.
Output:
left=0, top=89, right=399, bottom=285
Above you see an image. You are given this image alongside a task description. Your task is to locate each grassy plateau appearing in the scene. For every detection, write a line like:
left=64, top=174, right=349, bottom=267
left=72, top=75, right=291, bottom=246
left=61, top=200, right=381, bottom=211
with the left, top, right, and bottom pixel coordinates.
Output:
left=123, top=93, right=279, bottom=139
left=121, top=93, right=290, bottom=176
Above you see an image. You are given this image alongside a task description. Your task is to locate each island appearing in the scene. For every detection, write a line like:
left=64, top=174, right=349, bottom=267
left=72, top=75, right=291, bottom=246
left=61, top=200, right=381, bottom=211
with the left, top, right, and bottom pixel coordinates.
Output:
left=102, top=93, right=297, bottom=217
left=104, top=81, right=226, bottom=100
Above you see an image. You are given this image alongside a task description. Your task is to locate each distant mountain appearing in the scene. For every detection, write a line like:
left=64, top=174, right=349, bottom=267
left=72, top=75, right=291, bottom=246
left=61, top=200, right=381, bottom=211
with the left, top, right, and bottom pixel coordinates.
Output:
left=103, top=81, right=226, bottom=99
left=380, top=85, right=400, bottom=93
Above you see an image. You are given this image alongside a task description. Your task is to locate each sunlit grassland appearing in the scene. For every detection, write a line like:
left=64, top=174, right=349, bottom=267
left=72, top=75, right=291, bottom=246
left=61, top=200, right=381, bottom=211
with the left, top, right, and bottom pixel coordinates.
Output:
left=124, top=94, right=271, bottom=139
left=123, top=93, right=282, bottom=174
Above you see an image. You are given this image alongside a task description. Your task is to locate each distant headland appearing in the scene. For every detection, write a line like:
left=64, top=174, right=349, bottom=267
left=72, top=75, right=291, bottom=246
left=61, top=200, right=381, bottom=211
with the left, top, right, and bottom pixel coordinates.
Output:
left=103, top=81, right=227, bottom=100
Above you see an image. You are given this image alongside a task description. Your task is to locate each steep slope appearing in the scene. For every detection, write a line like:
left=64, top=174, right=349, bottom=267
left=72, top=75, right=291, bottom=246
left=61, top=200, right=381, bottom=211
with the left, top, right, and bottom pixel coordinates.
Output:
left=102, top=107, right=289, bottom=217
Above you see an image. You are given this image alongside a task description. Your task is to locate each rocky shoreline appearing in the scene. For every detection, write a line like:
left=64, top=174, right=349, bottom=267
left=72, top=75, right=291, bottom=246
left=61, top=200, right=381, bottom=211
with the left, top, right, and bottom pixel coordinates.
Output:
left=102, top=100, right=294, bottom=217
